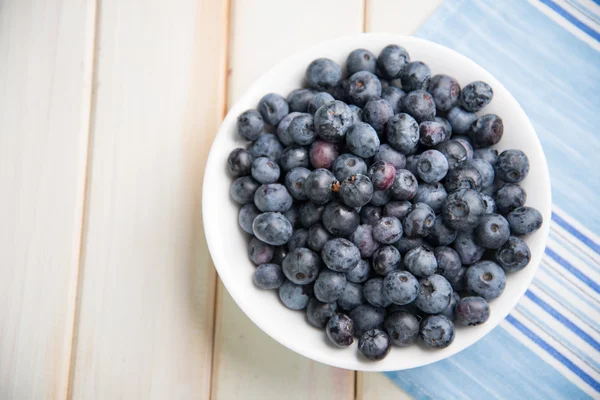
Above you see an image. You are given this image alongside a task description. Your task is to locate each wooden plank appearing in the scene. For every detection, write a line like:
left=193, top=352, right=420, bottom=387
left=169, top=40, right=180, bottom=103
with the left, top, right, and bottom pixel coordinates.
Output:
left=211, top=1, right=363, bottom=399
left=357, top=372, right=412, bottom=399
left=69, top=0, right=229, bottom=398
left=0, top=0, right=96, bottom=398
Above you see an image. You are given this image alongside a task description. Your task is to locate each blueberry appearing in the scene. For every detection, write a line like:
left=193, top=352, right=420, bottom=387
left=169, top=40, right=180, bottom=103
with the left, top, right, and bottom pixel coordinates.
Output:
left=391, top=169, right=418, bottom=200
left=447, top=106, right=476, bottom=135
left=495, top=236, right=531, bottom=272
left=309, top=140, right=341, bottom=170
left=401, top=61, right=431, bottom=90
left=495, top=183, right=526, bottom=215
left=349, top=224, right=380, bottom=258
left=306, top=58, right=342, bottom=91
left=307, top=223, right=331, bottom=252
left=384, top=311, right=420, bottom=346
left=337, top=282, right=366, bottom=311
left=434, top=246, right=462, bottom=280
left=476, top=213, right=510, bottom=249
left=287, top=88, right=317, bottom=113
left=326, top=314, right=355, bottom=346
left=282, top=247, right=321, bottom=284
left=460, top=81, right=493, bottom=112
left=347, top=48, right=377, bottom=75
left=314, top=100, right=353, bottom=143
left=304, top=168, right=337, bottom=205
left=276, top=111, right=303, bottom=146
left=436, top=139, right=468, bottom=170
left=448, top=266, right=467, bottom=291
left=287, top=229, right=309, bottom=252
left=403, top=203, right=436, bottom=237
left=420, top=315, right=455, bottom=348
left=279, top=146, right=309, bottom=172
left=466, top=261, right=506, bottom=299
left=254, top=184, right=293, bottom=212
left=283, top=204, right=300, bottom=228
left=346, top=259, right=371, bottom=284
left=346, top=122, right=380, bottom=158
left=383, top=200, right=412, bottom=220
left=333, top=153, right=368, bottom=181
left=480, top=193, right=497, bottom=214
left=496, top=149, right=530, bottom=183
left=347, top=71, right=382, bottom=107
left=331, top=79, right=350, bottom=102
left=507, top=206, right=543, bottom=235
left=238, top=203, right=261, bottom=234
left=237, top=109, right=265, bottom=141
left=360, top=205, right=383, bottom=226
left=372, top=245, right=401, bottom=276
left=231, top=176, right=260, bottom=204
left=367, top=161, right=396, bottom=191
left=299, top=202, right=325, bottom=228
left=443, top=189, right=486, bottom=231
left=349, top=304, right=386, bottom=337
left=405, top=246, right=437, bottom=278
left=415, top=274, right=453, bottom=314
left=405, top=155, right=420, bottom=176
left=415, top=150, right=447, bottom=183
left=248, top=133, right=284, bottom=160
left=440, top=291, right=460, bottom=321
left=468, top=159, right=494, bottom=189
left=258, top=93, right=289, bottom=126
left=454, top=136, right=474, bottom=160
left=377, top=44, right=410, bottom=80
left=393, top=236, right=426, bottom=255
left=248, top=237, right=274, bottom=265
left=369, top=189, right=392, bottom=206
left=381, top=86, right=406, bottom=114
left=306, top=298, right=337, bottom=328
left=453, top=230, right=484, bottom=265
left=284, top=167, right=310, bottom=201
left=251, top=157, right=280, bottom=184
left=254, top=263, right=285, bottom=289
left=359, top=329, right=391, bottom=361
left=314, top=270, right=347, bottom=303
left=322, top=238, right=361, bottom=272
left=383, top=271, right=419, bottom=305
left=252, top=212, right=293, bottom=246
left=364, top=278, right=392, bottom=307
left=428, top=74, right=461, bottom=112
left=363, top=99, right=394, bottom=133
left=271, top=246, right=288, bottom=265
left=413, top=183, right=448, bottom=213
left=228, top=148, right=254, bottom=177
left=278, top=280, right=312, bottom=310
left=373, top=217, right=403, bottom=244
left=374, top=144, right=407, bottom=169
left=307, top=92, right=335, bottom=114
left=444, top=166, right=482, bottom=193
left=469, top=114, right=503, bottom=149
left=402, top=90, right=436, bottom=123
left=455, top=296, right=490, bottom=326
left=348, top=104, right=363, bottom=123
left=426, top=217, right=457, bottom=246
left=474, top=147, right=499, bottom=166
left=386, top=113, right=419, bottom=154
left=322, top=201, right=360, bottom=236
left=289, top=113, right=317, bottom=145
left=435, top=117, right=453, bottom=141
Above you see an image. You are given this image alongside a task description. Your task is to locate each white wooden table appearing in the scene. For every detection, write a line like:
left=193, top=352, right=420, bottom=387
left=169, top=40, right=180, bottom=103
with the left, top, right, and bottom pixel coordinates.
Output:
left=0, top=1, right=443, bottom=398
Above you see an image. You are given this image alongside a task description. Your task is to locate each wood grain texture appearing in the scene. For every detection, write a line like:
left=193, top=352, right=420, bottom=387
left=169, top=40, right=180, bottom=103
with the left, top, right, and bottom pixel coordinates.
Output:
left=211, top=1, right=363, bottom=399
left=0, top=1, right=96, bottom=398
left=357, top=372, right=412, bottom=399
left=365, top=0, right=445, bottom=34
left=69, top=0, right=228, bottom=398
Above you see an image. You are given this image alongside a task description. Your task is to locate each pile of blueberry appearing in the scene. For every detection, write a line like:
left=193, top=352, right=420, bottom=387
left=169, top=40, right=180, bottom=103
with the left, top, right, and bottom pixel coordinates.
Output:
left=227, top=44, right=543, bottom=361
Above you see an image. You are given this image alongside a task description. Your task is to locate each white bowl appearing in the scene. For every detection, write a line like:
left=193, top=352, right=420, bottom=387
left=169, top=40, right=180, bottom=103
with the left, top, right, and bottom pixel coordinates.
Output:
left=203, top=34, right=551, bottom=371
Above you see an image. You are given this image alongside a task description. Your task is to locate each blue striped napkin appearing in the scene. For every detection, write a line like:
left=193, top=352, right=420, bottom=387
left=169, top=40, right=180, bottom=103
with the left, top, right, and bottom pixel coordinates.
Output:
left=385, top=1, right=600, bottom=398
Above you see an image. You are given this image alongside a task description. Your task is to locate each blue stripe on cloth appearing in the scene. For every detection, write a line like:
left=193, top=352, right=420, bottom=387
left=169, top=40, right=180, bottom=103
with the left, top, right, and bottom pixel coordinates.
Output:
left=552, top=212, right=600, bottom=255
left=540, top=0, right=600, bottom=40
left=565, top=0, right=600, bottom=25
left=545, top=247, right=600, bottom=294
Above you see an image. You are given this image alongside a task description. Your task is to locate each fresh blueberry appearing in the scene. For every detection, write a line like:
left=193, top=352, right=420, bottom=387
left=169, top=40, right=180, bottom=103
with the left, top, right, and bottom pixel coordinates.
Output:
left=363, top=99, right=395, bottom=133
left=254, top=264, right=285, bottom=289
left=468, top=159, right=494, bottom=188
left=446, top=106, right=476, bottom=135
left=237, top=109, right=265, bottom=141
left=278, top=280, right=312, bottom=310
left=309, top=140, right=341, bottom=170
left=344, top=259, right=370, bottom=284
left=276, top=111, right=303, bottom=146
left=403, top=203, right=436, bottom=237
left=413, top=183, right=448, bottom=213
left=377, top=44, right=410, bottom=80
left=391, top=169, right=418, bottom=200
left=415, top=274, right=453, bottom=314
left=364, top=278, right=392, bottom=307
left=360, top=205, right=383, bottom=226
left=326, top=314, right=355, bottom=346
left=337, top=281, right=366, bottom=311
left=435, top=117, right=453, bottom=141
left=434, top=246, right=462, bottom=280
left=420, top=315, right=454, bottom=348
left=453, top=230, right=484, bottom=265
left=238, top=203, right=261, bottom=234
left=278, top=146, right=309, bottom=172
left=322, top=238, right=361, bottom=272
left=460, top=81, right=493, bottom=112
left=287, top=229, right=309, bottom=252
left=374, top=144, right=407, bottom=169
left=494, top=183, right=526, bottom=215
left=440, top=291, right=460, bottom=321
left=349, top=224, right=380, bottom=258
left=383, top=200, right=412, bottom=220
left=228, top=148, right=254, bottom=177
left=466, top=261, right=506, bottom=299
left=443, top=189, right=486, bottom=231
left=304, top=168, right=337, bottom=205
left=436, top=139, right=468, bottom=170
left=384, top=311, right=420, bottom=346
left=289, top=113, right=317, bottom=145
left=381, top=86, right=406, bottom=114
left=495, top=149, right=530, bottom=183
left=254, top=183, right=293, bottom=212
left=306, top=58, right=342, bottom=91
left=231, top=176, right=260, bottom=204
left=444, top=166, right=483, bottom=193
left=368, top=161, right=396, bottom=191
left=284, top=167, right=310, bottom=201
left=476, top=213, right=510, bottom=249
left=495, top=236, right=531, bottom=272
left=507, top=206, right=543, bottom=235
left=469, top=114, right=503, bottom=148
left=348, top=104, right=363, bottom=123
left=307, top=92, right=335, bottom=114
left=314, top=100, right=353, bottom=142
left=314, top=270, right=347, bottom=303
left=405, top=246, right=437, bottom=277
left=306, top=298, right=337, bottom=328
left=283, top=204, right=300, bottom=228
left=248, top=133, right=284, bottom=160
left=455, top=296, right=490, bottom=326
left=427, top=218, right=457, bottom=246
left=428, top=74, right=461, bottom=112
left=373, top=217, right=403, bottom=244
left=372, top=245, right=402, bottom=276
left=405, top=155, right=420, bottom=176
left=307, top=223, right=331, bottom=252
left=454, top=136, right=474, bottom=161
left=346, top=122, right=380, bottom=158
left=251, top=157, right=280, bottom=184
left=386, top=113, right=419, bottom=154
left=474, top=147, right=499, bottom=166
left=370, top=189, right=392, bottom=206
left=402, top=90, right=436, bottom=123
left=416, top=150, right=448, bottom=183
left=393, top=236, right=426, bottom=255
left=333, top=153, right=368, bottom=181
left=480, top=193, right=497, bottom=214
left=448, top=266, right=467, bottom=291
left=359, top=329, right=391, bottom=361
left=248, top=237, right=274, bottom=265
left=349, top=304, right=387, bottom=336
left=287, top=88, right=317, bottom=113
left=271, top=246, right=288, bottom=265
left=299, top=202, right=325, bottom=228
left=419, top=121, right=446, bottom=148
left=331, top=79, right=350, bottom=102
left=252, top=212, right=293, bottom=246
left=258, top=93, right=289, bottom=126
left=282, top=247, right=321, bottom=284
left=322, top=201, right=360, bottom=236
left=347, top=71, right=382, bottom=107
left=383, top=271, right=419, bottom=305
left=401, top=61, right=431, bottom=91
left=347, top=48, right=377, bottom=75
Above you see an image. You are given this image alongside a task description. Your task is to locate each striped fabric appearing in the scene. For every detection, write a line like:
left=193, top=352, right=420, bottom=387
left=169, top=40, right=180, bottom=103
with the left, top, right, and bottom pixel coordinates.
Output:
left=385, top=1, right=600, bottom=398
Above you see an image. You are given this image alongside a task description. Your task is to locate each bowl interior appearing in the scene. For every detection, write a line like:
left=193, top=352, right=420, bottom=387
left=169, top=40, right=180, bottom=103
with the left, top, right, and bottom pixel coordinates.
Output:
left=203, top=34, right=551, bottom=371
